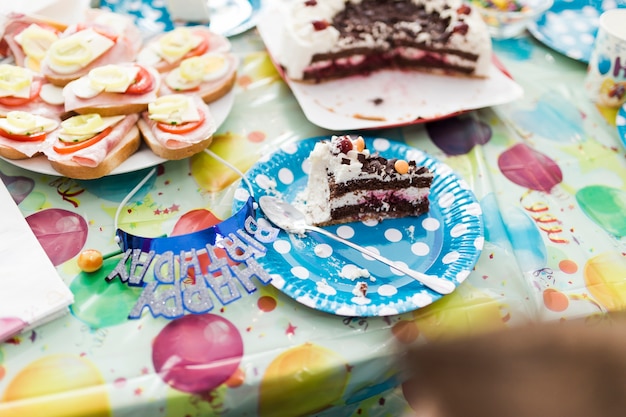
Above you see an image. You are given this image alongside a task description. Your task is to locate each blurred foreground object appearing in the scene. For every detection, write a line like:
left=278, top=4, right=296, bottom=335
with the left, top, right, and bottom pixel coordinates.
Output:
left=402, top=314, right=626, bottom=417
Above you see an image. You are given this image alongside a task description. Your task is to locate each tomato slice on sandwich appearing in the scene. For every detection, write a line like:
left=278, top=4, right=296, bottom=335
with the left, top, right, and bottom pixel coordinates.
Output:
left=0, top=130, right=47, bottom=142
left=53, top=126, right=113, bottom=154
left=125, top=65, right=154, bottom=95
left=0, top=111, right=57, bottom=142
left=183, top=30, right=211, bottom=60
left=156, top=106, right=206, bottom=134
left=0, top=77, right=42, bottom=107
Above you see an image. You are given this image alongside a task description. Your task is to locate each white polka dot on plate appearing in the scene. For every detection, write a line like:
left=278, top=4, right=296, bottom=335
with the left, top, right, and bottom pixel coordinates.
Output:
left=411, top=241, right=430, bottom=256
left=336, top=306, right=358, bottom=316
left=301, top=158, right=311, bottom=175
left=581, top=5, right=599, bottom=17
left=351, top=297, right=371, bottom=305
left=378, top=306, right=400, bottom=315
left=442, top=251, right=460, bottom=264
left=316, top=280, right=337, bottom=296
left=362, top=219, right=379, bottom=227
left=233, top=187, right=250, bottom=202
left=422, top=217, right=441, bottom=231
left=378, top=284, right=398, bottom=296
left=464, top=202, right=483, bottom=216
left=450, top=223, right=469, bottom=238
left=291, top=266, right=310, bottom=279
left=278, top=168, right=294, bottom=185
left=255, top=174, right=276, bottom=190
left=435, top=164, right=453, bottom=177
left=580, top=32, right=595, bottom=44
left=270, top=274, right=285, bottom=289
left=384, top=228, right=403, bottom=242
left=438, top=192, right=455, bottom=208
left=456, top=270, right=470, bottom=283
left=411, top=291, right=434, bottom=307
left=297, top=294, right=317, bottom=308
left=337, top=225, right=355, bottom=239
left=390, top=261, right=410, bottom=276
left=372, top=138, right=390, bottom=151
left=281, top=142, right=299, bottom=154
left=362, top=246, right=380, bottom=261
left=273, top=239, right=292, bottom=254
left=314, top=243, right=333, bottom=258
left=561, top=35, right=576, bottom=45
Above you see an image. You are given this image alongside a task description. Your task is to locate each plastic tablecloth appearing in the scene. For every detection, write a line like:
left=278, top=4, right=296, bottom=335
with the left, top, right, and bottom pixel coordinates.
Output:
left=1, top=12, right=626, bottom=417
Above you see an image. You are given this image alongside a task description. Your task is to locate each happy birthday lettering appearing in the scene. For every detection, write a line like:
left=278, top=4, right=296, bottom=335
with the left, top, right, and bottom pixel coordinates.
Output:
left=106, top=216, right=280, bottom=319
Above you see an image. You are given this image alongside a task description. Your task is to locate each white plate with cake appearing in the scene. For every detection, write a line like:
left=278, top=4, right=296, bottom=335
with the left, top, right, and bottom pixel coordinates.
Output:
left=233, top=135, right=484, bottom=317
left=257, top=0, right=524, bottom=131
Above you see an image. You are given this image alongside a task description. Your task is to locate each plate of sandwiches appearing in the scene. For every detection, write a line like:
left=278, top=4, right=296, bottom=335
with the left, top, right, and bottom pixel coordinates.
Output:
left=233, top=135, right=484, bottom=317
left=257, top=0, right=524, bottom=131
left=0, top=9, right=238, bottom=179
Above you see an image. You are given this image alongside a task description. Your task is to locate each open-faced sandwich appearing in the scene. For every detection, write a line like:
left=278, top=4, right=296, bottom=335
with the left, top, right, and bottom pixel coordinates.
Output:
left=158, top=52, right=238, bottom=104
left=43, top=112, right=140, bottom=179
left=136, top=26, right=231, bottom=73
left=62, top=62, right=160, bottom=116
left=137, top=93, right=216, bottom=160
left=0, top=63, right=65, bottom=119
left=0, top=110, right=59, bottom=160
left=0, top=12, right=67, bottom=72
left=39, top=9, right=142, bottom=87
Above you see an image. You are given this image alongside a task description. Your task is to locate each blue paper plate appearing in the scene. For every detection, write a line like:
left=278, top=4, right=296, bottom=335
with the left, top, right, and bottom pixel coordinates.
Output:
left=233, top=137, right=484, bottom=317
left=527, top=0, right=626, bottom=63
left=100, top=0, right=262, bottom=38
left=616, top=103, right=626, bottom=149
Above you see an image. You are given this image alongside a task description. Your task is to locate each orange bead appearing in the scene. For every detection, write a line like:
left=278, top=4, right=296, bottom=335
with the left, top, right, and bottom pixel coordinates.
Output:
left=394, top=159, right=409, bottom=174
left=353, top=137, right=365, bottom=152
left=78, top=249, right=103, bottom=273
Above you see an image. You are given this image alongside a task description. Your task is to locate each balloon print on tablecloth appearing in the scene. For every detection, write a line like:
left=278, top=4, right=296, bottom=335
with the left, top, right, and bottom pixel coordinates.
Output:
left=411, top=285, right=507, bottom=340
left=152, top=314, right=244, bottom=393
left=497, top=143, right=563, bottom=193
left=25, top=209, right=88, bottom=266
left=258, top=342, right=350, bottom=417
left=425, top=115, right=492, bottom=155
left=509, top=91, right=585, bottom=144
left=69, top=257, right=144, bottom=328
left=584, top=252, right=626, bottom=312
left=576, top=185, right=626, bottom=238
left=170, top=208, right=237, bottom=276
left=1, top=354, right=109, bottom=417
left=497, top=143, right=584, bottom=312
left=0, top=171, right=33, bottom=205
left=171, top=208, right=222, bottom=235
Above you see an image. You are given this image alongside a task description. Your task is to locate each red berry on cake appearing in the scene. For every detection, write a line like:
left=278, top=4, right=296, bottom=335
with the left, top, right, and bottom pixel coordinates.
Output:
left=457, top=4, right=473, bottom=14
left=337, top=137, right=353, bottom=154
left=311, top=20, right=329, bottom=31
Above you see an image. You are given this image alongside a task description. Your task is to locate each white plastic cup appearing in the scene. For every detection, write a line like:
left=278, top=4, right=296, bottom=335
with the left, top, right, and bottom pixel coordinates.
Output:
left=584, top=8, right=626, bottom=108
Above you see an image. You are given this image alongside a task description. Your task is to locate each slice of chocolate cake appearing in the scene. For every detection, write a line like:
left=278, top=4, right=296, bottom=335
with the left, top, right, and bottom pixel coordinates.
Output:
left=300, top=135, right=433, bottom=226
left=276, top=0, right=492, bottom=83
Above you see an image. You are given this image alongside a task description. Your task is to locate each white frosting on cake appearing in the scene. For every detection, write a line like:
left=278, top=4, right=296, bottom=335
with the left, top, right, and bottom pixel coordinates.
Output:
left=276, top=0, right=492, bottom=80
